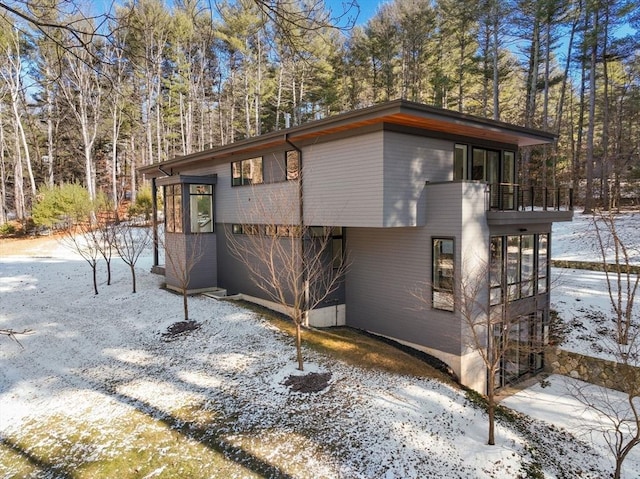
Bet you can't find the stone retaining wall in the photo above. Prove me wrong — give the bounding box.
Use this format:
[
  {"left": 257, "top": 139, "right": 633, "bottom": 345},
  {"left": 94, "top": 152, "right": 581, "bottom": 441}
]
[{"left": 545, "top": 347, "right": 640, "bottom": 392}]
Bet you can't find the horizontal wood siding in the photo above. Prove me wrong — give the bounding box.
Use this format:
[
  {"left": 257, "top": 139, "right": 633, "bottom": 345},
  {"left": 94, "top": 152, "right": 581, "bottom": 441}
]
[
  {"left": 303, "top": 132, "right": 384, "bottom": 226},
  {"left": 164, "top": 232, "right": 217, "bottom": 290},
  {"left": 345, "top": 227, "right": 462, "bottom": 355},
  {"left": 383, "top": 132, "right": 453, "bottom": 227},
  {"left": 211, "top": 162, "right": 299, "bottom": 225}
]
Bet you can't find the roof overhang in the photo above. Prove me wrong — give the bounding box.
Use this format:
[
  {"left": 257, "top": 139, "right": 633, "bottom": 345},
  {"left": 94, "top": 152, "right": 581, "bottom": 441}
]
[{"left": 140, "top": 100, "right": 557, "bottom": 178}]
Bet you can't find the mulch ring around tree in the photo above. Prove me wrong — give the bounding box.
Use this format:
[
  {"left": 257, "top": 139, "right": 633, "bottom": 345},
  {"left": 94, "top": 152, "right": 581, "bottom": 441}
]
[
  {"left": 161, "top": 320, "right": 201, "bottom": 341},
  {"left": 283, "top": 371, "right": 332, "bottom": 393}
]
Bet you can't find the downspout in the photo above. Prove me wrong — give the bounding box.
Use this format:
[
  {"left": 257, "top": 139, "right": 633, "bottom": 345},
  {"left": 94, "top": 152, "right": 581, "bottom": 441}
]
[
  {"left": 154, "top": 166, "right": 171, "bottom": 269},
  {"left": 151, "top": 177, "right": 159, "bottom": 267},
  {"left": 285, "top": 134, "right": 307, "bottom": 324}
]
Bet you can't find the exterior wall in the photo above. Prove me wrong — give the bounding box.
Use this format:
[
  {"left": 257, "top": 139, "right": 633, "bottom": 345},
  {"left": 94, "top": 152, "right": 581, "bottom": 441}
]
[
  {"left": 303, "top": 132, "right": 385, "bottom": 226},
  {"left": 302, "top": 130, "right": 456, "bottom": 228},
  {"left": 383, "top": 132, "right": 453, "bottom": 227},
  {"left": 345, "top": 226, "right": 463, "bottom": 357},
  {"left": 165, "top": 232, "right": 217, "bottom": 291}
]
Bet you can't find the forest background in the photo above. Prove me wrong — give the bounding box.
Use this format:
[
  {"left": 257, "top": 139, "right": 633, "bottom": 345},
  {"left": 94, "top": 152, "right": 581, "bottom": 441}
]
[{"left": 0, "top": 0, "right": 639, "bottom": 227}]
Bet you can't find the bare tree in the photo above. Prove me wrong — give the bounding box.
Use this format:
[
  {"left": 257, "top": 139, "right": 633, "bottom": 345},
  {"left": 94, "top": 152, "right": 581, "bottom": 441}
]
[
  {"left": 570, "top": 326, "right": 640, "bottom": 479},
  {"left": 160, "top": 230, "right": 205, "bottom": 322},
  {"left": 62, "top": 219, "right": 103, "bottom": 295},
  {"left": 225, "top": 185, "right": 347, "bottom": 371},
  {"left": 413, "top": 258, "right": 546, "bottom": 446},
  {"left": 592, "top": 210, "right": 639, "bottom": 345},
  {"left": 113, "top": 222, "right": 151, "bottom": 294}
]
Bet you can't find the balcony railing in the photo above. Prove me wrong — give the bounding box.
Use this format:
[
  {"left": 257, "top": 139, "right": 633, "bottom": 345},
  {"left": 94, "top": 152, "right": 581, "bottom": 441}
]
[{"left": 488, "top": 183, "right": 573, "bottom": 212}]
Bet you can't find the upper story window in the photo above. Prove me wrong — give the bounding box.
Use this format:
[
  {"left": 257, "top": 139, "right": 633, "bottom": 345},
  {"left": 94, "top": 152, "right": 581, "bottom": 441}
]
[
  {"left": 454, "top": 144, "right": 515, "bottom": 184},
  {"left": 165, "top": 184, "right": 183, "bottom": 233},
  {"left": 286, "top": 150, "right": 300, "bottom": 180},
  {"left": 189, "top": 184, "right": 214, "bottom": 233},
  {"left": 433, "top": 238, "right": 454, "bottom": 311},
  {"left": 232, "top": 157, "right": 263, "bottom": 186}
]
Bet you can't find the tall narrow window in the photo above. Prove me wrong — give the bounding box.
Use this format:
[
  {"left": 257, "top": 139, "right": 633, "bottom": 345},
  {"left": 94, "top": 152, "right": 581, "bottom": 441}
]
[
  {"left": 189, "top": 184, "right": 214, "bottom": 233},
  {"left": 521, "top": 234, "right": 535, "bottom": 297},
  {"left": 454, "top": 144, "right": 467, "bottom": 180},
  {"left": 165, "top": 184, "right": 182, "bottom": 233},
  {"left": 286, "top": 150, "right": 300, "bottom": 180},
  {"left": 537, "top": 234, "right": 548, "bottom": 294},
  {"left": 490, "top": 236, "right": 503, "bottom": 305},
  {"left": 472, "top": 149, "right": 485, "bottom": 180},
  {"left": 506, "top": 235, "right": 520, "bottom": 300},
  {"left": 433, "top": 238, "right": 454, "bottom": 311}
]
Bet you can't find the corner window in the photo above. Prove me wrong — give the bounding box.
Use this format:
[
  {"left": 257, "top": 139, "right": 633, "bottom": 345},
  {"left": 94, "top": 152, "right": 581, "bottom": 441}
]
[
  {"left": 189, "top": 184, "right": 213, "bottom": 233},
  {"left": 165, "top": 184, "right": 182, "bottom": 233},
  {"left": 433, "top": 238, "right": 454, "bottom": 311},
  {"left": 286, "top": 150, "right": 300, "bottom": 180},
  {"left": 232, "top": 157, "right": 263, "bottom": 186}
]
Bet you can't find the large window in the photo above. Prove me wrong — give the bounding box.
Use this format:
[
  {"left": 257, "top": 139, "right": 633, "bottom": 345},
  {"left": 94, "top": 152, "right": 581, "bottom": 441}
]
[
  {"left": 490, "top": 233, "right": 550, "bottom": 303},
  {"left": 189, "top": 184, "right": 213, "bottom": 233},
  {"left": 455, "top": 144, "right": 515, "bottom": 185},
  {"left": 433, "top": 238, "right": 454, "bottom": 311},
  {"left": 232, "top": 157, "right": 263, "bottom": 186},
  {"left": 165, "top": 184, "right": 182, "bottom": 233}
]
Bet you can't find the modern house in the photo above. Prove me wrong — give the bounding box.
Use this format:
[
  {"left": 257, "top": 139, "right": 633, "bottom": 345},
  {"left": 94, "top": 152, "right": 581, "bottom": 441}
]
[{"left": 139, "top": 100, "right": 573, "bottom": 393}]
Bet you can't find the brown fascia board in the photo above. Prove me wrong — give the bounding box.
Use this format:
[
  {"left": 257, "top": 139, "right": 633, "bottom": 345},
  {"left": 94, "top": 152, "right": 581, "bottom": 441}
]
[{"left": 139, "top": 100, "right": 557, "bottom": 178}]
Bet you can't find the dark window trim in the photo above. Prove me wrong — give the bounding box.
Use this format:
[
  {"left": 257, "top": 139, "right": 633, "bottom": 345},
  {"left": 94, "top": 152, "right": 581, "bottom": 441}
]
[{"left": 432, "top": 237, "right": 455, "bottom": 312}]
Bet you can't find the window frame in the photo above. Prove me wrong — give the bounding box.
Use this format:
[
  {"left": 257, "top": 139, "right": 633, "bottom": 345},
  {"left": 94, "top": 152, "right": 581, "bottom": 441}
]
[
  {"left": 231, "top": 157, "right": 264, "bottom": 186},
  {"left": 286, "top": 150, "right": 300, "bottom": 181},
  {"left": 432, "top": 237, "right": 455, "bottom": 312},
  {"left": 164, "top": 184, "right": 183, "bottom": 233},
  {"left": 189, "top": 184, "right": 214, "bottom": 233}
]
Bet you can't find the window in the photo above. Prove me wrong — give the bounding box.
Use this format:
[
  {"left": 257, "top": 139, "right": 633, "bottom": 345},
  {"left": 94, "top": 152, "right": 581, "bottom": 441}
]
[
  {"left": 232, "top": 157, "right": 263, "bottom": 186},
  {"left": 506, "top": 235, "right": 521, "bottom": 300},
  {"left": 537, "top": 234, "right": 548, "bottom": 294},
  {"left": 232, "top": 224, "right": 260, "bottom": 235},
  {"left": 165, "top": 184, "right": 182, "bottom": 233},
  {"left": 286, "top": 150, "right": 300, "bottom": 180},
  {"left": 520, "top": 234, "right": 535, "bottom": 297},
  {"left": 491, "top": 233, "right": 549, "bottom": 303},
  {"left": 490, "top": 236, "right": 503, "bottom": 305},
  {"left": 189, "top": 184, "right": 213, "bottom": 233},
  {"left": 432, "top": 238, "right": 454, "bottom": 311},
  {"left": 454, "top": 144, "right": 467, "bottom": 180}
]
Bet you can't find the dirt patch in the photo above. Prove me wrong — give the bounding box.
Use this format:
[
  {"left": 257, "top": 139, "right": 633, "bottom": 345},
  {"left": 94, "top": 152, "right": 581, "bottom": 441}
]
[
  {"left": 161, "top": 320, "right": 201, "bottom": 341},
  {"left": 283, "top": 371, "right": 332, "bottom": 393}
]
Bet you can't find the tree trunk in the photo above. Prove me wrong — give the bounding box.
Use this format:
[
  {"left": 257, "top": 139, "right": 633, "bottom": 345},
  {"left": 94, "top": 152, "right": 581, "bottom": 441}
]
[
  {"left": 183, "top": 290, "right": 189, "bottom": 321},
  {"left": 92, "top": 263, "right": 99, "bottom": 295},
  {"left": 296, "top": 320, "right": 304, "bottom": 371},
  {"left": 584, "top": 9, "right": 598, "bottom": 214}
]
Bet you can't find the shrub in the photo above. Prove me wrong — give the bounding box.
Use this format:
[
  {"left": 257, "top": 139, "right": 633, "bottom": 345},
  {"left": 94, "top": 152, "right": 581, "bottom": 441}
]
[
  {"left": 31, "top": 183, "right": 92, "bottom": 228},
  {"left": 128, "top": 186, "right": 153, "bottom": 221},
  {"left": 0, "top": 221, "right": 20, "bottom": 237}
]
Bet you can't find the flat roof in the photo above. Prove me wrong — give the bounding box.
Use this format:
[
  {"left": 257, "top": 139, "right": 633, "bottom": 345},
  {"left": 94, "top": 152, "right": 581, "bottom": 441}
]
[{"left": 140, "top": 99, "right": 557, "bottom": 178}]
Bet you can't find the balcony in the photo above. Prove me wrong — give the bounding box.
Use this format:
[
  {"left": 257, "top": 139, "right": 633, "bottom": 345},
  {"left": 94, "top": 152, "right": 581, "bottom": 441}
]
[{"left": 486, "top": 183, "right": 574, "bottom": 226}]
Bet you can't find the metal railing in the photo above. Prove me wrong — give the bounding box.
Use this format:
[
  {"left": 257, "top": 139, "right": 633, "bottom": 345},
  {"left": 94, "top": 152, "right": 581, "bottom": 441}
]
[{"left": 488, "top": 183, "right": 573, "bottom": 212}]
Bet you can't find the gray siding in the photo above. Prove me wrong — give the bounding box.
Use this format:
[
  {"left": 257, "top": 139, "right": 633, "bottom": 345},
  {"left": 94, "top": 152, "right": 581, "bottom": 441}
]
[
  {"left": 345, "top": 227, "right": 462, "bottom": 355},
  {"left": 303, "top": 132, "right": 384, "bottom": 226},
  {"left": 383, "top": 132, "right": 453, "bottom": 227},
  {"left": 165, "top": 232, "right": 217, "bottom": 290}
]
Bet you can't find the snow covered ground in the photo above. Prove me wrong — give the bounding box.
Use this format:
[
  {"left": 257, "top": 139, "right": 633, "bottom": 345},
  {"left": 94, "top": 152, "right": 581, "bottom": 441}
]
[{"left": 0, "top": 214, "right": 638, "bottom": 478}]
